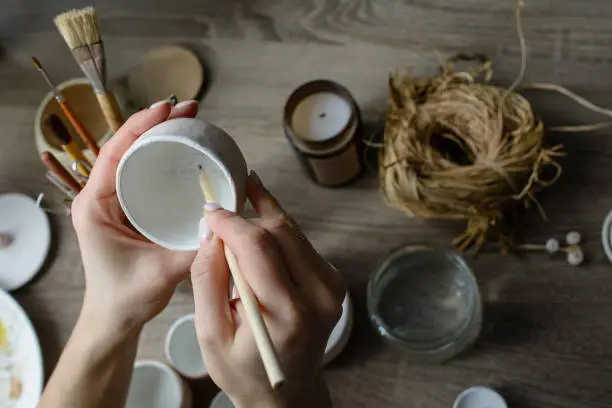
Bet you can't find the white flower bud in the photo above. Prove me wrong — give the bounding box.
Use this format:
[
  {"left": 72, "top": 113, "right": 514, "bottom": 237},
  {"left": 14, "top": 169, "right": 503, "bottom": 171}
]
[
  {"left": 567, "top": 248, "right": 584, "bottom": 266},
  {"left": 545, "top": 238, "right": 560, "bottom": 254},
  {"left": 566, "top": 231, "right": 581, "bottom": 246}
]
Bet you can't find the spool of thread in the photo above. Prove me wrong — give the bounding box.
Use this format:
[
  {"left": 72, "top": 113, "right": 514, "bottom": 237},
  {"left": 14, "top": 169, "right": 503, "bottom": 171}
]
[{"left": 283, "top": 80, "right": 364, "bottom": 187}]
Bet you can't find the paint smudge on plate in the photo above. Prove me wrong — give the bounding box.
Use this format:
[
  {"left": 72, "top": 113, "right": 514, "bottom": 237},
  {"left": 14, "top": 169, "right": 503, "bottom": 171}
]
[{"left": 0, "top": 317, "right": 22, "bottom": 405}]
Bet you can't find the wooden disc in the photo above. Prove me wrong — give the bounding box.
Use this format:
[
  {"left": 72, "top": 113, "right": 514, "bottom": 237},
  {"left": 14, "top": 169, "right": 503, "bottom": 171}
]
[{"left": 123, "top": 45, "right": 204, "bottom": 108}]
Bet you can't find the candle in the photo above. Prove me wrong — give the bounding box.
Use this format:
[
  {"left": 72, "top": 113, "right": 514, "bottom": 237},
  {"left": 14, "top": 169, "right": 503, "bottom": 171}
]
[
  {"left": 291, "top": 92, "right": 352, "bottom": 142},
  {"left": 283, "top": 80, "right": 364, "bottom": 187}
]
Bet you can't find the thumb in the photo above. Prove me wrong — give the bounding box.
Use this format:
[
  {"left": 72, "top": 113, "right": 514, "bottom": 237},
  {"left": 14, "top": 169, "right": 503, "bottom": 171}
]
[{"left": 191, "top": 219, "right": 233, "bottom": 342}]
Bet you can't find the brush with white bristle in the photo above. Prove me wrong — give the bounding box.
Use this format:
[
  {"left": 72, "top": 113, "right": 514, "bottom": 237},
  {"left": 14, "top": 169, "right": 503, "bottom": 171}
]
[
  {"left": 197, "top": 165, "right": 286, "bottom": 390},
  {"left": 54, "top": 7, "right": 124, "bottom": 132}
]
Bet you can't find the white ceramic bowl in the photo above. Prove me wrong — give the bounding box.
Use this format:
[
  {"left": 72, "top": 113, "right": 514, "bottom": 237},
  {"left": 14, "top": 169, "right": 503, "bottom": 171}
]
[
  {"left": 165, "top": 314, "right": 208, "bottom": 379},
  {"left": 116, "top": 118, "right": 248, "bottom": 251},
  {"left": 125, "top": 360, "right": 192, "bottom": 408},
  {"left": 210, "top": 391, "right": 234, "bottom": 408},
  {"left": 453, "top": 386, "right": 507, "bottom": 408},
  {"left": 324, "top": 291, "right": 353, "bottom": 365},
  {"left": 0, "top": 193, "right": 50, "bottom": 291}
]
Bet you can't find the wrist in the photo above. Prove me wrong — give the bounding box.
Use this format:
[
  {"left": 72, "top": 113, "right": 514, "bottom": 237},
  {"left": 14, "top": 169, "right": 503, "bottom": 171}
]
[
  {"left": 233, "top": 373, "right": 332, "bottom": 408},
  {"left": 77, "top": 301, "right": 143, "bottom": 351}
]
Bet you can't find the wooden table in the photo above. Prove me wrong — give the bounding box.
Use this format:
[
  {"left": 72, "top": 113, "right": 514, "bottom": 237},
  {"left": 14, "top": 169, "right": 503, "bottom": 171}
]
[{"left": 3, "top": 0, "right": 612, "bottom": 406}]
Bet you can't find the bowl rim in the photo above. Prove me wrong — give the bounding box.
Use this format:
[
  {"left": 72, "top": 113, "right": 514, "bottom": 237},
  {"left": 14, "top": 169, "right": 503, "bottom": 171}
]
[
  {"left": 132, "top": 359, "right": 186, "bottom": 407},
  {"left": 116, "top": 133, "right": 238, "bottom": 251},
  {"left": 164, "top": 313, "right": 209, "bottom": 380}
]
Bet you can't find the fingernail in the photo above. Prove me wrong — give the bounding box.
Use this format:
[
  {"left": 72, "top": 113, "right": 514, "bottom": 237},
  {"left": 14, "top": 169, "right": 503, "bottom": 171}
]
[
  {"left": 198, "top": 217, "right": 212, "bottom": 241},
  {"left": 204, "top": 202, "right": 221, "bottom": 213},
  {"left": 249, "top": 170, "right": 263, "bottom": 187},
  {"left": 175, "top": 99, "right": 198, "bottom": 109},
  {"left": 231, "top": 285, "right": 239, "bottom": 300},
  {"left": 149, "top": 100, "right": 170, "bottom": 109}
]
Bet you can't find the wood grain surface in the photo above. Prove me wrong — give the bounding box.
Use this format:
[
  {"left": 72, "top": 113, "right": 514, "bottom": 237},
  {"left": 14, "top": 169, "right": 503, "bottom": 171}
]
[{"left": 3, "top": 0, "right": 612, "bottom": 406}]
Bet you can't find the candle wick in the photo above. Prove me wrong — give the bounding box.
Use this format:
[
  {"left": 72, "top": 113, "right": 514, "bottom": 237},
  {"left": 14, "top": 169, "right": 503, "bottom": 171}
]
[{"left": 318, "top": 112, "right": 327, "bottom": 118}]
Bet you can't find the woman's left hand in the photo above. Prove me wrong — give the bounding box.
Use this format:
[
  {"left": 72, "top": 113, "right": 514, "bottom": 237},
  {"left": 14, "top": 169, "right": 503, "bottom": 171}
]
[{"left": 71, "top": 100, "right": 199, "bottom": 338}]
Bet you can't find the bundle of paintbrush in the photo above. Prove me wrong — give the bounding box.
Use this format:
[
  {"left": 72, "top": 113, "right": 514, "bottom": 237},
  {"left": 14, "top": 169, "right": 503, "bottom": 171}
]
[{"left": 54, "top": 7, "right": 124, "bottom": 132}]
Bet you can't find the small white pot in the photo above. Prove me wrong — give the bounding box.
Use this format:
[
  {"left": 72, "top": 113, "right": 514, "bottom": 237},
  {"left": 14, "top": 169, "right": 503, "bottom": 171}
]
[
  {"left": 324, "top": 291, "right": 354, "bottom": 365},
  {"left": 126, "top": 360, "right": 192, "bottom": 408},
  {"left": 210, "top": 391, "right": 234, "bottom": 408},
  {"left": 116, "top": 118, "right": 248, "bottom": 251},
  {"left": 165, "top": 313, "right": 208, "bottom": 379}
]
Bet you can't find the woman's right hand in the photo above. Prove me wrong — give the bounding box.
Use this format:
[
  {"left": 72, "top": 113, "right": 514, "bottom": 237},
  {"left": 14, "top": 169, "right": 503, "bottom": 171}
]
[{"left": 190, "top": 171, "right": 346, "bottom": 408}]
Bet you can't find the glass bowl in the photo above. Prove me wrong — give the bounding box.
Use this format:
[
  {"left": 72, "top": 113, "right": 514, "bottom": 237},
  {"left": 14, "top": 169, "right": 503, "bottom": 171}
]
[{"left": 367, "top": 246, "right": 482, "bottom": 362}]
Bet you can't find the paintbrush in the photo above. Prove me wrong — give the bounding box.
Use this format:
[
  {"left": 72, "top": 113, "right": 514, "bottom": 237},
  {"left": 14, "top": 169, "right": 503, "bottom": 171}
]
[
  {"left": 40, "top": 151, "right": 82, "bottom": 193},
  {"left": 197, "top": 165, "right": 286, "bottom": 390},
  {"left": 32, "top": 56, "right": 100, "bottom": 156},
  {"left": 54, "top": 7, "right": 124, "bottom": 132},
  {"left": 45, "top": 114, "right": 92, "bottom": 177}
]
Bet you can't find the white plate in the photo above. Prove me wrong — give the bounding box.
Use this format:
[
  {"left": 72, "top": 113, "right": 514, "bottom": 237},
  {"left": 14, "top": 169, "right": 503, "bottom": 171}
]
[
  {"left": 0, "top": 289, "right": 43, "bottom": 408},
  {"left": 0, "top": 194, "right": 51, "bottom": 291}
]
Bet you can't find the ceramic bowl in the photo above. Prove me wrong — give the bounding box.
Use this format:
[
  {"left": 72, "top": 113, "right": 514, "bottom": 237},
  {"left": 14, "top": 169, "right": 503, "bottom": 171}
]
[
  {"left": 125, "top": 360, "right": 192, "bottom": 408},
  {"left": 165, "top": 314, "right": 208, "bottom": 379},
  {"left": 324, "top": 291, "right": 353, "bottom": 365},
  {"left": 209, "top": 391, "right": 234, "bottom": 408},
  {"left": 116, "top": 118, "right": 248, "bottom": 251}
]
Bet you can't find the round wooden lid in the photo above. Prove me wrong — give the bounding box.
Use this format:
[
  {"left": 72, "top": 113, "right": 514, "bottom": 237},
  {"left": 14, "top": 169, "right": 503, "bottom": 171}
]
[{"left": 122, "top": 45, "right": 204, "bottom": 108}]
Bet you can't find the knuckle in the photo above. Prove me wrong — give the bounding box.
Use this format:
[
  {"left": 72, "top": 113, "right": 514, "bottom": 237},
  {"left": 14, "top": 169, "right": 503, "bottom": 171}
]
[
  {"left": 245, "top": 228, "right": 274, "bottom": 251},
  {"left": 260, "top": 214, "right": 290, "bottom": 234},
  {"left": 196, "top": 328, "right": 218, "bottom": 349}
]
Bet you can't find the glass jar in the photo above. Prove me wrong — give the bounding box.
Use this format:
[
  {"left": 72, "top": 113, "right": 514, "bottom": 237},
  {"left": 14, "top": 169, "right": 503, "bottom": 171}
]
[{"left": 367, "top": 246, "right": 482, "bottom": 362}]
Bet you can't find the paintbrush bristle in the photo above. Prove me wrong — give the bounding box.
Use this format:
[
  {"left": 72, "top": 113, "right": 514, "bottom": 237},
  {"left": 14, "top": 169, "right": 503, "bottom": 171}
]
[
  {"left": 198, "top": 166, "right": 217, "bottom": 204},
  {"left": 54, "top": 6, "right": 101, "bottom": 49},
  {"left": 31, "top": 56, "right": 43, "bottom": 71},
  {"left": 45, "top": 114, "right": 72, "bottom": 145}
]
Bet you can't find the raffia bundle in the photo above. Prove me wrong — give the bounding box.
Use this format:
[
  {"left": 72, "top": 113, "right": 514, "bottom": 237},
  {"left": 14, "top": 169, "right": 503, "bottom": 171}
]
[
  {"left": 380, "top": 55, "right": 564, "bottom": 252},
  {"left": 378, "top": 1, "right": 612, "bottom": 253}
]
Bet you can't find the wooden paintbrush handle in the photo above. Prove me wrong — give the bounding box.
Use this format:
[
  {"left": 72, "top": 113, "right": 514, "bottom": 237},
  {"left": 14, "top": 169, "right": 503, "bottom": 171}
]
[
  {"left": 59, "top": 101, "right": 100, "bottom": 156},
  {"left": 224, "top": 247, "right": 287, "bottom": 390},
  {"left": 40, "top": 151, "right": 82, "bottom": 193},
  {"left": 96, "top": 91, "right": 124, "bottom": 132},
  {"left": 63, "top": 141, "right": 91, "bottom": 177}
]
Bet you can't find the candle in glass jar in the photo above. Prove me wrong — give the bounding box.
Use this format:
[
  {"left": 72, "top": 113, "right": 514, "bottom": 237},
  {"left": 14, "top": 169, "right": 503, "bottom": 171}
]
[
  {"left": 283, "top": 80, "right": 364, "bottom": 187},
  {"left": 290, "top": 92, "right": 352, "bottom": 142}
]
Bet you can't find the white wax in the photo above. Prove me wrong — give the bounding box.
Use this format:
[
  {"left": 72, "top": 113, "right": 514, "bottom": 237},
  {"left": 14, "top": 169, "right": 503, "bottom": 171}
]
[{"left": 291, "top": 92, "right": 352, "bottom": 142}]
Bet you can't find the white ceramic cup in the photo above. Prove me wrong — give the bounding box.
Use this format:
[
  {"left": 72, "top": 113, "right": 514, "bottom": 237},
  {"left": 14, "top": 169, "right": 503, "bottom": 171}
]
[
  {"left": 324, "top": 291, "right": 353, "bottom": 365},
  {"left": 125, "top": 360, "right": 192, "bottom": 408},
  {"left": 116, "top": 118, "right": 248, "bottom": 251},
  {"left": 165, "top": 314, "right": 208, "bottom": 379},
  {"left": 210, "top": 391, "right": 234, "bottom": 408}
]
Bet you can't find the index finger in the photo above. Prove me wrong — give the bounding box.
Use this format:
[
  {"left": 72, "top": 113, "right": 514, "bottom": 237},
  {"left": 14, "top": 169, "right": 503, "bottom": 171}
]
[{"left": 205, "top": 206, "right": 297, "bottom": 310}]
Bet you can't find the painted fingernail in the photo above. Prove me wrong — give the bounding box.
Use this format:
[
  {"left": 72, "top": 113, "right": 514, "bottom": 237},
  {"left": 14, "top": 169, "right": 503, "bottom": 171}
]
[
  {"left": 204, "top": 202, "right": 221, "bottom": 213},
  {"left": 231, "top": 285, "right": 239, "bottom": 300},
  {"left": 149, "top": 100, "right": 170, "bottom": 109},
  {"left": 198, "top": 217, "right": 212, "bottom": 241},
  {"left": 174, "top": 99, "right": 198, "bottom": 109},
  {"left": 249, "top": 170, "right": 263, "bottom": 186}
]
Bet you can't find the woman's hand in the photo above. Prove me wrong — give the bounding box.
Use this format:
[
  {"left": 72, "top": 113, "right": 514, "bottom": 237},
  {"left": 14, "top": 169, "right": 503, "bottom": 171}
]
[
  {"left": 71, "top": 100, "right": 199, "bottom": 339},
  {"left": 191, "top": 172, "right": 346, "bottom": 408}
]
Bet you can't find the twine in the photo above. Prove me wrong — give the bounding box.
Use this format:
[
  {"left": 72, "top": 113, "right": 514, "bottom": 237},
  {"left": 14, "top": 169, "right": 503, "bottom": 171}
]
[{"left": 377, "top": 1, "right": 610, "bottom": 253}]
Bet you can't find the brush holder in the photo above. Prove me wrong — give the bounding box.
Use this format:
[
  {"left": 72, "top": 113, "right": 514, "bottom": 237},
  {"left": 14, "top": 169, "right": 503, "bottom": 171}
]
[
  {"left": 116, "top": 118, "right": 248, "bottom": 251},
  {"left": 34, "top": 78, "right": 116, "bottom": 168}
]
